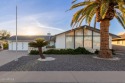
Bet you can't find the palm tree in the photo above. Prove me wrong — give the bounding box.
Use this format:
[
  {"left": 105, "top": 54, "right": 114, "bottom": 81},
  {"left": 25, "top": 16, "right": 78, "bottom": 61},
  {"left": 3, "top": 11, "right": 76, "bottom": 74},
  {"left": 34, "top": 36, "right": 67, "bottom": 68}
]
[
  {"left": 29, "top": 38, "right": 48, "bottom": 59},
  {"left": 70, "top": 0, "right": 125, "bottom": 58}
]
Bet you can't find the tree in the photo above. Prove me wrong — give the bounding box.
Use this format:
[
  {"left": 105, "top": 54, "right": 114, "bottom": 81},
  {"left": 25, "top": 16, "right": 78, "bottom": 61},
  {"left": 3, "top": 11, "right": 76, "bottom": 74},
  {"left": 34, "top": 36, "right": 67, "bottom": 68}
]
[
  {"left": 70, "top": 0, "right": 125, "bottom": 58},
  {"left": 29, "top": 38, "right": 48, "bottom": 59},
  {"left": 0, "top": 30, "right": 10, "bottom": 40}
]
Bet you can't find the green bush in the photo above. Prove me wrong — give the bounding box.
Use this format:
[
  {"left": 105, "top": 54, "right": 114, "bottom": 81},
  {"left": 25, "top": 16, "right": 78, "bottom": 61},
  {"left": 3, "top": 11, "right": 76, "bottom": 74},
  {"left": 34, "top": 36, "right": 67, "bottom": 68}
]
[
  {"left": 94, "top": 49, "right": 116, "bottom": 55},
  {"left": 74, "top": 47, "right": 92, "bottom": 54},
  {"left": 3, "top": 43, "right": 8, "bottom": 49},
  {"left": 29, "top": 50, "right": 39, "bottom": 55},
  {"left": 43, "top": 47, "right": 92, "bottom": 55},
  {"left": 0, "top": 46, "right": 2, "bottom": 49},
  {"left": 43, "top": 49, "right": 60, "bottom": 54},
  {"left": 46, "top": 45, "right": 55, "bottom": 48},
  {"left": 94, "top": 49, "right": 99, "bottom": 54}
]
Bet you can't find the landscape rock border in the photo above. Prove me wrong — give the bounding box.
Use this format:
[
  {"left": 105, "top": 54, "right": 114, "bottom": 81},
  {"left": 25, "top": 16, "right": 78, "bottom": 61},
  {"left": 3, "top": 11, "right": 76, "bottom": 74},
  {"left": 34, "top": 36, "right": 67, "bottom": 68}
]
[
  {"left": 93, "top": 56, "right": 120, "bottom": 61},
  {"left": 37, "top": 57, "right": 56, "bottom": 61}
]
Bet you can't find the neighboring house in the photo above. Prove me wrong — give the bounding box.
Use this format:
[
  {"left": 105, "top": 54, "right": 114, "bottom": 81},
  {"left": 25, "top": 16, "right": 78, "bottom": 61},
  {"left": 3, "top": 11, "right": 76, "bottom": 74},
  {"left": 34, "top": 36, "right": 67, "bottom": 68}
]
[
  {"left": 112, "top": 38, "right": 125, "bottom": 45},
  {"left": 55, "top": 25, "right": 119, "bottom": 52},
  {"left": 112, "top": 34, "right": 125, "bottom": 51},
  {"left": 8, "top": 33, "right": 55, "bottom": 51},
  {"left": 0, "top": 41, "right": 3, "bottom": 50}
]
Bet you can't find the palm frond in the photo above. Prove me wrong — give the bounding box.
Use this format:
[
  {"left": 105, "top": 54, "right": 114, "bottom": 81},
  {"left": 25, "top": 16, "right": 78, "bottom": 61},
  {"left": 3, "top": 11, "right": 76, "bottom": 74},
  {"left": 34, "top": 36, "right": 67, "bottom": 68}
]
[
  {"left": 29, "top": 38, "right": 48, "bottom": 48},
  {"left": 70, "top": 1, "right": 94, "bottom": 10},
  {"left": 71, "top": 8, "right": 85, "bottom": 26},
  {"left": 100, "top": 0, "right": 110, "bottom": 19},
  {"left": 115, "top": 11, "right": 125, "bottom": 29},
  {"left": 86, "top": 3, "right": 98, "bottom": 24},
  {"left": 72, "top": 0, "right": 77, "bottom": 4},
  {"left": 71, "top": 2, "right": 98, "bottom": 27}
]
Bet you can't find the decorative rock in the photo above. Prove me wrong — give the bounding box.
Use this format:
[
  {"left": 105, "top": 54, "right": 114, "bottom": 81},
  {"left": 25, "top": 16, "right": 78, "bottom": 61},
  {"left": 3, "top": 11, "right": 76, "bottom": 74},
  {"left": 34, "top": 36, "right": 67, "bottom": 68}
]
[
  {"left": 93, "top": 56, "right": 120, "bottom": 61},
  {"left": 37, "top": 57, "right": 56, "bottom": 61}
]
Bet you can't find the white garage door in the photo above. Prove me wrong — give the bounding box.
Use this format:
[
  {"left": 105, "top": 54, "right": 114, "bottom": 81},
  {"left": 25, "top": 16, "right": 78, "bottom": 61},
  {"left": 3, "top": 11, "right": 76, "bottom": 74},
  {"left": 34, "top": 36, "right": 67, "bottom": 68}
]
[
  {"left": 22, "top": 42, "right": 28, "bottom": 51},
  {"left": 17, "top": 42, "right": 23, "bottom": 50},
  {"left": 9, "top": 42, "right": 28, "bottom": 51},
  {"left": 13, "top": 42, "right": 16, "bottom": 50}
]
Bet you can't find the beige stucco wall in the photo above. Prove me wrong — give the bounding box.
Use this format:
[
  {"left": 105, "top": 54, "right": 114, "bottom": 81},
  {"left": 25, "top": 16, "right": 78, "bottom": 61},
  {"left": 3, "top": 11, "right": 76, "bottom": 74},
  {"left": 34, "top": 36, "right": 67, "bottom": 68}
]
[
  {"left": 112, "top": 40, "right": 125, "bottom": 51},
  {"left": 112, "top": 40, "right": 125, "bottom": 46}
]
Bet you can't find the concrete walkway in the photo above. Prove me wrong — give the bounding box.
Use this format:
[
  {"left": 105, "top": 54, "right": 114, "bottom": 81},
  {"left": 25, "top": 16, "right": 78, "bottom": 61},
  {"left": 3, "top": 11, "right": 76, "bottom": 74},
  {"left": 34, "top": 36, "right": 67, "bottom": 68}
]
[
  {"left": 0, "top": 50, "right": 27, "bottom": 66},
  {"left": 0, "top": 71, "right": 125, "bottom": 83}
]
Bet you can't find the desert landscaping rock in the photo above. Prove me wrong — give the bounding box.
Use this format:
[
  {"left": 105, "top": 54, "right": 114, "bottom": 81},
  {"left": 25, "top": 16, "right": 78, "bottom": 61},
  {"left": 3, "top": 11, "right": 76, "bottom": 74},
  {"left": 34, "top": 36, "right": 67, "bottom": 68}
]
[
  {"left": 0, "top": 55, "right": 125, "bottom": 71},
  {"left": 37, "top": 57, "right": 56, "bottom": 61}
]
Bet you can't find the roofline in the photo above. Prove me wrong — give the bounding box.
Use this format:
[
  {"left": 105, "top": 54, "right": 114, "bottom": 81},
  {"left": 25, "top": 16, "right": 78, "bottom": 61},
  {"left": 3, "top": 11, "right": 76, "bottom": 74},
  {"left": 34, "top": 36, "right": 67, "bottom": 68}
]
[
  {"left": 8, "top": 39, "right": 54, "bottom": 41},
  {"left": 55, "top": 25, "right": 120, "bottom": 38},
  {"left": 7, "top": 35, "right": 54, "bottom": 40},
  {"left": 112, "top": 38, "right": 125, "bottom": 41}
]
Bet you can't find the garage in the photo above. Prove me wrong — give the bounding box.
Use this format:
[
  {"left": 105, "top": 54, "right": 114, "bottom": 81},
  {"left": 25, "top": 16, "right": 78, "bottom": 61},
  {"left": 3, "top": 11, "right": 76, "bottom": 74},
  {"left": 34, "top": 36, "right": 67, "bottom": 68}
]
[
  {"left": 8, "top": 42, "right": 28, "bottom": 51},
  {"left": 8, "top": 35, "right": 55, "bottom": 51}
]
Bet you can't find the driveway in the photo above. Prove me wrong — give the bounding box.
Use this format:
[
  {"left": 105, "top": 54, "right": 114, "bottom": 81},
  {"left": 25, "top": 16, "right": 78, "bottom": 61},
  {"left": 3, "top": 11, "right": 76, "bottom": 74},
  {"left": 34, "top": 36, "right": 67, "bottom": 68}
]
[{"left": 0, "top": 50, "right": 27, "bottom": 66}]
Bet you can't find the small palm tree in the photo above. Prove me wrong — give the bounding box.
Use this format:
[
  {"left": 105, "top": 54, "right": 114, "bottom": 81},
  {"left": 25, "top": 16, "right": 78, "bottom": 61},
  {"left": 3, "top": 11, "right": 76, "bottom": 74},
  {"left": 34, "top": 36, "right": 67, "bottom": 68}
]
[
  {"left": 29, "top": 38, "right": 48, "bottom": 59},
  {"left": 70, "top": 0, "right": 125, "bottom": 58}
]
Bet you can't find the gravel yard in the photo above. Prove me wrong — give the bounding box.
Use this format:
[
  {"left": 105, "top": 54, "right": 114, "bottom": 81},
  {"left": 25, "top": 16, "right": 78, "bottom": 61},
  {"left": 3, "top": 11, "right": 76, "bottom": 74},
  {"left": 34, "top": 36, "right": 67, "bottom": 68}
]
[{"left": 0, "top": 55, "right": 125, "bottom": 71}]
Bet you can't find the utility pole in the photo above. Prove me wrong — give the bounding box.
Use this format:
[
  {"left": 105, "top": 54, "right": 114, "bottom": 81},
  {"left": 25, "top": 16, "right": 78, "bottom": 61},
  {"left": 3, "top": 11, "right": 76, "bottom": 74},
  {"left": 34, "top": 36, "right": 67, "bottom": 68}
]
[
  {"left": 15, "top": 5, "right": 18, "bottom": 61},
  {"left": 16, "top": 5, "right": 18, "bottom": 52}
]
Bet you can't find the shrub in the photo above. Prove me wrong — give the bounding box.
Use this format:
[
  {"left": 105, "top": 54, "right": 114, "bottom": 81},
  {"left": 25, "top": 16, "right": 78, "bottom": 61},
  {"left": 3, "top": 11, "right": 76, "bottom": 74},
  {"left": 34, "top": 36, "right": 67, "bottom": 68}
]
[
  {"left": 94, "top": 49, "right": 99, "bottom": 54},
  {"left": 29, "top": 50, "right": 39, "bottom": 55},
  {"left": 46, "top": 45, "right": 55, "bottom": 48},
  {"left": 110, "top": 49, "right": 116, "bottom": 55},
  {"left": 74, "top": 47, "right": 92, "bottom": 54},
  {"left": 3, "top": 43, "right": 8, "bottom": 49},
  {"left": 43, "top": 49, "right": 60, "bottom": 54},
  {"left": 43, "top": 47, "right": 92, "bottom": 55},
  {"left": 94, "top": 49, "right": 116, "bottom": 55}
]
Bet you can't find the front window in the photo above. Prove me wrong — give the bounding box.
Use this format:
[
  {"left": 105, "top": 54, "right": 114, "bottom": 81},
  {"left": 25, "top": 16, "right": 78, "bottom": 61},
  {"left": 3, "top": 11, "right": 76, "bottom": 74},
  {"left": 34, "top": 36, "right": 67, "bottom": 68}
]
[
  {"left": 84, "top": 36, "right": 92, "bottom": 48},
  {"left": 75, "top": 29, "right": 83, "bottom": 48},
  {"left": 66, "top": 36, "right": 74, "bottom": 49},
  {"left": 93, "top": 36, "right": 100, "bottom": 50}
]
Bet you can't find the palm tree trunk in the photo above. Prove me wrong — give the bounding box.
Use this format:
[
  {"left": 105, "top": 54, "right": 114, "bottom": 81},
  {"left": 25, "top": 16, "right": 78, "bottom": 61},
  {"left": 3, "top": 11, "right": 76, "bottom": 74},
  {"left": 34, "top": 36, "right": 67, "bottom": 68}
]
[
  {"left": 38, "top": 47, "right": 45, "bottom": 59},
  {"left": 99, "top": 19, "right": 112, "bottom": 58}
]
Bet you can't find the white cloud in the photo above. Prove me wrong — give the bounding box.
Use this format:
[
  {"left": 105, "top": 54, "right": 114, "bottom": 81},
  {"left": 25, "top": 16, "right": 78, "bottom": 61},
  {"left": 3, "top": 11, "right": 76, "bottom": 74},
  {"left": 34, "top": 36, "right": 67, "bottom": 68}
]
[
  {"left": 118, "top": 32, "right": 125, "bottom": 35},
  {"left": 0, "top": 12, "right": 64, "bottom": 36}
]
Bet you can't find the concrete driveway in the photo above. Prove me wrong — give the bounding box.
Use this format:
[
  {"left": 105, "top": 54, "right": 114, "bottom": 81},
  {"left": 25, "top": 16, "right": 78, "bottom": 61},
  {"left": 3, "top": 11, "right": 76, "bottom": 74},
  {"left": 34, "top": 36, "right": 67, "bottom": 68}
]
[{"left": 0, "top": 50, "right": 27, "bottom": 66}]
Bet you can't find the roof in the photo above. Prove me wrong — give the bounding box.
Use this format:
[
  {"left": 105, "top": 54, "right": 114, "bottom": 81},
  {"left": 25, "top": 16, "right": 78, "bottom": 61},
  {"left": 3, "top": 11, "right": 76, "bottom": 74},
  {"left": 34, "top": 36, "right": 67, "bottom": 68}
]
[
  {"left": 55, "top": 25, "right": 120, "bottom": 39},
  {"left": 112, "top": 38, "right": 125, "bottom": 41},
  {"left": 112, "top": 34, "right": 125, "bottom": 41},
  {"left": 119, "top": 34, "right": 125, "bottom": 38},
  {"left": 8, "top": 35, "right": 55, "bottom": 41}
]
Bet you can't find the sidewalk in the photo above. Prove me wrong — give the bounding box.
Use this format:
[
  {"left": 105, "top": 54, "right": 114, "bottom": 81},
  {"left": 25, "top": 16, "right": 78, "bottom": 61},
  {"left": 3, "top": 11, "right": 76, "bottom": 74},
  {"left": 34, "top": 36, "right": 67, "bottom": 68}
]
[{"left": 0, "top": 71, "right": 125, "bottom": 83}]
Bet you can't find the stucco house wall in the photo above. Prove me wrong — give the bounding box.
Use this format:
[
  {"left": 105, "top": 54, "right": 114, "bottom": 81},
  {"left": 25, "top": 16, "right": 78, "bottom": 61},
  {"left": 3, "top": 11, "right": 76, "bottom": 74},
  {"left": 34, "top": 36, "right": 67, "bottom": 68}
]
[{"left": 112, "top": 38, "right": 125, "bottom": 51}]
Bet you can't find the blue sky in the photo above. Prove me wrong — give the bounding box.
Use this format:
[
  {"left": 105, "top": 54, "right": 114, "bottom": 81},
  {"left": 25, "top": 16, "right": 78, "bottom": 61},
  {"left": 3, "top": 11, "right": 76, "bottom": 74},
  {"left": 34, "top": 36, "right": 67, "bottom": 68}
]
[{"left": 0, "top": 0, "right": 124, "bottom": 36}]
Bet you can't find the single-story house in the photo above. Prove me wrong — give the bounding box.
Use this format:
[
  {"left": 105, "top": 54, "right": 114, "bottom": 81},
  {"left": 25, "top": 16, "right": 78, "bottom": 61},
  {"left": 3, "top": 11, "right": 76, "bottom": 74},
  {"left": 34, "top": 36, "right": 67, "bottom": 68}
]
[
  {"left": 8, "top": 25, "right": 119, "bottom": 52},
  {"left": 112, "top": 38, "right": 125, "bottom": 45},
  {"left": 55, "top": 25, "right": 119, "bottom": 52},
  {"left": 8, "top": 33, "right": 55, "bottom": 51}
]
